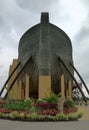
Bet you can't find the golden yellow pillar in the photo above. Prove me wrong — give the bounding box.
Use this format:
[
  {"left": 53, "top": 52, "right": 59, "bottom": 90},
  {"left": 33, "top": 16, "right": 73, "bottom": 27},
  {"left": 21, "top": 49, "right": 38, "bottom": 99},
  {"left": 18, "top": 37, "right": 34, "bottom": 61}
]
[
  {"left": 61, "top": 74, "right": 65, "bottom": 99},
  {"left": 22, "top": 87, "right": 25, "bottom": 100},
  {"left": 66, "top": 87, "right": 69, "bottom": 99},
  {"left": 68, "top": 80, "right": 72, "bottom": 99},
  {"left": 39, "top": 76, "right": 51, "bottom": 99},
  {"left": 25, "top": 74, "right": 30, "bottom": 99},
  {"left": 18, "top": 80, "right": 22, "bottom": 100}
]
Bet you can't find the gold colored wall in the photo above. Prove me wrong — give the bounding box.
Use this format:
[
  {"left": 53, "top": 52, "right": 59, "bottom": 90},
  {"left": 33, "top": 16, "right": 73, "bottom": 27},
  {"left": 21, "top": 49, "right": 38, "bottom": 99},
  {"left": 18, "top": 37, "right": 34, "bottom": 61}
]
[
  {"left": 39, "top": 76, "right": 51, "bottom": 99},
  {"left": 7, "top": 59, "right": 21, "bottom": 99},
  {"left": 7, "top": 60, "right": 72, "bottom": 100}
]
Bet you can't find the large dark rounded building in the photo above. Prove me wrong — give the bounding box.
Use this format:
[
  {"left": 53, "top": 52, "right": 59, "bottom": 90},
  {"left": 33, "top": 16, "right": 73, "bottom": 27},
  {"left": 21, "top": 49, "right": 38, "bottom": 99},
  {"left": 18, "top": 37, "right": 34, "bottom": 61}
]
[{"left": 18, "top": 13, "right": 73, "bottom": 97}]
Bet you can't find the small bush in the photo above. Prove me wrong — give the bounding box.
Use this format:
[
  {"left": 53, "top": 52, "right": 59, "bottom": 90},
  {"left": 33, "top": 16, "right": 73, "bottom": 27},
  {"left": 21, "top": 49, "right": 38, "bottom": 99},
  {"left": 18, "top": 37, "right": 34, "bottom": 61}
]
[
  {"left": 64, "top": 99, "right": 75, "bottom": 108},
  {"left": 30, "top": 112, "right": 38, "bottom": 120},
  {"left": 0, "top": 112, "right": 2, "bottom": 118},
  {"left": 67, "top": 113, "right": 78, "bottom": 120},
  {"left": 47, "top": 115, "right": 57, "bottom": 121},
  {"left": 56, "top": 113, "right": 68, "bottom": 121},
  {"left": 30, "top": 107, "right": 37, "bottom": 113},
  {"left": 19, "top": 113, "right": 25, "bottom": 119},
  {"left": 24, "top": 98, "right": 32, "bottom": 105},
  {"left": 36, "top": 99, "right": 46, "bottom": 103},
  {"left": 37, "top": 115, "right": 46, "bottom": 120},
  {"left": 3, "top": 99, "right": 32, "bottom": 110},
  {"left": 44, "top": 93, "right": 58, "bottom": 103},
  {"left": 9, "top": 111, "right": 19, "bottom": 119},
  {"left": 26, "top": 113, "right": 31, "bottom": 119},
  {"left": 2, "top": 113, "right": 9, "bottom": 118}
]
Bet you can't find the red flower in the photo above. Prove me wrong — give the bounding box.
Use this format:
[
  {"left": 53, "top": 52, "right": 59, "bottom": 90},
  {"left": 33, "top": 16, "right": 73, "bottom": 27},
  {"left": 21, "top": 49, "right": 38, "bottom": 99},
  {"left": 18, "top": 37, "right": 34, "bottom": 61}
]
[{"left": 37, "top": 108, "right": 58, "bottom": 116}]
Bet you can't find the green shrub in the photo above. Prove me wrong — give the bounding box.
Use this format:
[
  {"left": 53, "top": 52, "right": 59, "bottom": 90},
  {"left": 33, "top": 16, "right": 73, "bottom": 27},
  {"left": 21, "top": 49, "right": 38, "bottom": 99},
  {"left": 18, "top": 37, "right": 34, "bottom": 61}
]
[
  {"left": 2, "top": 113, "right": 9, "bottom": 118},
  {"left": 24, "top": 98, "right": 32, "bottom": 105},
  {"left": 64, "top": 99, "right": 75, "bottom": 108},
  {"left": 56, "top": 113, "right": 68, "bottom": 121},
  {"left": 9, "top": 111, "right": 19, "bottom": 119},
  {"left": 36, "top": 99, "right": 46, "bottom": 103},
  {"left": 44, "top": 93, "right": 58, "bottom": 103},
  {"left": 65, "top": 108, "right": 83, "bottom": 120},
  {"left": 3, "top": 99, "right": 32, "bottom": 110},
  {"left": 30, "top": 112, "right": 38, "bottom": 120},
  {"left": 30, "top": 106, "right": 37, "bottom": 113},
  {"left": 67, "top": 113, "right": 78, "bottom": 120},
  {"left": 19, "top": 113, "right": 25, "bottom": 119},
  {"left": 0, "top": 112, "right": 2, "bottom": 118},
  {"left": 26, "top": 113, "right": 31, "bottom": 119},
  {"left": 37, "top": 115, "right": 45, "bottom": 120},
  {"left": 47, "top": 115, "right": 57, "bottom": 121}
]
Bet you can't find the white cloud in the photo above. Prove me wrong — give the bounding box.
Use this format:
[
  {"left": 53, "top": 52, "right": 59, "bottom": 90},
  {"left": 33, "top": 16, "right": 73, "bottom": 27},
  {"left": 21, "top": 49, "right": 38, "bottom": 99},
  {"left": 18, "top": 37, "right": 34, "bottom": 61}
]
[{"left": 16, "top": 0, "right": 58, "bottom": 13}]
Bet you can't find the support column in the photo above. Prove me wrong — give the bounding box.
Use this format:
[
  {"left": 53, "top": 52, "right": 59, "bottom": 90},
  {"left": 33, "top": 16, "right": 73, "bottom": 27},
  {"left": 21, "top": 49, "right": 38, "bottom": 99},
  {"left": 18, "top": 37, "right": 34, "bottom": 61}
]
[
  {"left": 39, "top": 76, "right": 51, "bottom": 99},
  {"left": 68, "top": 80, "right": 72, "bottom": 99},
  {"left": 61, "top": 74, "right": 65, "bottom": 99},
  {"left": 66, "top": 87, "right": 69, "bottom": 99},
  {"left": 25, "top": 74, "right": 30, "bottom": 99},
  {"left": 22, "top": 85, "right": 25, "bottom": 100},
  {"left": 18, "top": 80, "right": 22, "bottom": 99}
]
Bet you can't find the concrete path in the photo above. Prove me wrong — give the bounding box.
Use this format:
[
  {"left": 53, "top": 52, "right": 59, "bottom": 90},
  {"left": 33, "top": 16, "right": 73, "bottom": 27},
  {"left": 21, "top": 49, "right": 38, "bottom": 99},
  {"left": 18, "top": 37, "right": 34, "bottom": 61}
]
[{"left": 0, "top": 119, "right": 89, "bottom": 130}]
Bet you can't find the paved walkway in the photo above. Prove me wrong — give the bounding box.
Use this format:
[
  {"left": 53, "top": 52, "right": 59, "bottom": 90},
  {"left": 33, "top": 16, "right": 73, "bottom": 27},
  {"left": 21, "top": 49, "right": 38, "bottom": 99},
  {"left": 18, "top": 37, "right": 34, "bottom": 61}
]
[{"left": 0, "top": 119, "right": 89, "bottom": 130}]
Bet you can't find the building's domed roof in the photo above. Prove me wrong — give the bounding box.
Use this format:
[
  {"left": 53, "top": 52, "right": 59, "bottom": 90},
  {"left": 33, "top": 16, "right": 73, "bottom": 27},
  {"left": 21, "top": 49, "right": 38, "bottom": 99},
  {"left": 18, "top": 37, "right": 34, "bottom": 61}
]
[
  {"left": 18, "top": 13, "right": 73, "bottom": 95},
  {"left": 18, "top": 13, "right": 72, "bottom": 67}
]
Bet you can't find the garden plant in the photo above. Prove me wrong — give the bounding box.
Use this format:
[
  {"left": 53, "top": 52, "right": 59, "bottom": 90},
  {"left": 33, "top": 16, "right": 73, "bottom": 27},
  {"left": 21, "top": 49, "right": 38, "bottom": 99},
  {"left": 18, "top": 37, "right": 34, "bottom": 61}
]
[{"left": 0, "top": 94, "right": 83, "bottom": 121}]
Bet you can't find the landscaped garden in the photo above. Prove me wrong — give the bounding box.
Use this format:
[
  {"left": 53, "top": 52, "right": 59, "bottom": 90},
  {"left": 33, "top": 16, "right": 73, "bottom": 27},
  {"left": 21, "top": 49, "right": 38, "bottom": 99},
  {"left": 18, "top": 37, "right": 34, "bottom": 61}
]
[{"left": 0, "top": 93, "right": 83, "bottom": 121}]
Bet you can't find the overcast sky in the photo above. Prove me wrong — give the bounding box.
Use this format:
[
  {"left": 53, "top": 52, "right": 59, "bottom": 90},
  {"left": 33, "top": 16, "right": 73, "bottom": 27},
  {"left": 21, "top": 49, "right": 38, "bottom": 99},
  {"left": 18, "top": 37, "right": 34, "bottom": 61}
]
[{"left": 0, "top": 0, "right": 89, "bottom": 97}]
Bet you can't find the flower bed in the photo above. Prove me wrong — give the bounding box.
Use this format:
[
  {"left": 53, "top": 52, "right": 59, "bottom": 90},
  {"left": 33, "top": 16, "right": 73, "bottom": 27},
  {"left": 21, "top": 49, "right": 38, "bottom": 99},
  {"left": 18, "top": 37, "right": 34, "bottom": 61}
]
[
  {"left": 0, "top": 110, "right": 82, "bottom": 121},
  {"left": 0, "top": 97, "right": 83, "bottom": 121}
]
